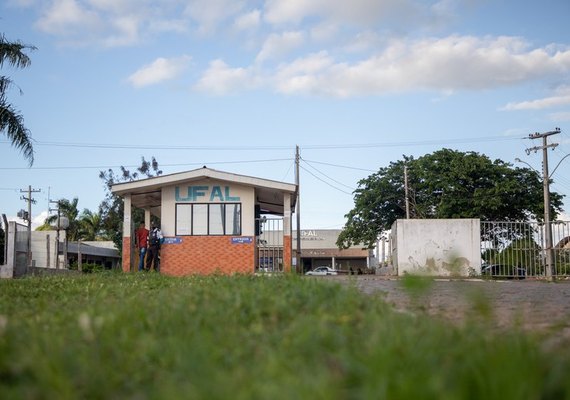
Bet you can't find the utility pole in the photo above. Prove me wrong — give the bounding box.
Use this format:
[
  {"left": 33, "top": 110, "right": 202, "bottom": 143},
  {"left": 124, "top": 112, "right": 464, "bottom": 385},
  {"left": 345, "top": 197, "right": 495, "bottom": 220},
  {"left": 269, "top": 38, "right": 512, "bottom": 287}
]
[
  {"left": 20, "top": 185, "right": 41, "bottom": 271},
  {"left": 525, "top": 127, "right": 560, "bottom": 279},
  {"left": 295, "top": 145, "right": 301, "bottom": 273},
  {"left": 49, "top": 199, "right": 61, "bottom": 269},
  {"left": 404, "top": 165, "right": 410, "bottom": 219}
]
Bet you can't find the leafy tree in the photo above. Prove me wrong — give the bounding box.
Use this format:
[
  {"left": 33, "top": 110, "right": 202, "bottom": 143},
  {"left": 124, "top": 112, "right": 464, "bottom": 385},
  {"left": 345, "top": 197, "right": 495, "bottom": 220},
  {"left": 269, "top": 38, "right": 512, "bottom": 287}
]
[
  {"left": 337, "top": 149, "right": 564, "bottom": 249},
  {"left": 99, "top": 157, "right": 162, "bottom": 253},
  {"left": 0, "top": 34, "right": 36, "bottom": 165}
]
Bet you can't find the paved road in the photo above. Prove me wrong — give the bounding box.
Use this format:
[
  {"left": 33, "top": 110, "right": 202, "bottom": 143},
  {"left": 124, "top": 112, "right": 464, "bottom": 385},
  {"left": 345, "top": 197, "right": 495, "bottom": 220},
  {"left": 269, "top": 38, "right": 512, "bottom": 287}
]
[{"left": 331, "top": 275, "right": 570, "bottom": 340}]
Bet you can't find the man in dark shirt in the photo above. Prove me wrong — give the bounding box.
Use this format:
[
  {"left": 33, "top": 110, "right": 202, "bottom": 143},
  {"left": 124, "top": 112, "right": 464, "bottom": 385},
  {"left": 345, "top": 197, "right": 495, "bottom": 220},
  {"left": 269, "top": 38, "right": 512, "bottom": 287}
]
[{"left": 146, "top": 224, "right": 164, "bottom": 272}]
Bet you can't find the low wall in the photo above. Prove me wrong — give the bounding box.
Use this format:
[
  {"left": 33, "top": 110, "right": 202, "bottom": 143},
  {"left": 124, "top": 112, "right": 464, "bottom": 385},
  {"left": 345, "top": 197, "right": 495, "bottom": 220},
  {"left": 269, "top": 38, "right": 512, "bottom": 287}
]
[{"left": 392, "top": 219, "right": 481, "bottom": 277}]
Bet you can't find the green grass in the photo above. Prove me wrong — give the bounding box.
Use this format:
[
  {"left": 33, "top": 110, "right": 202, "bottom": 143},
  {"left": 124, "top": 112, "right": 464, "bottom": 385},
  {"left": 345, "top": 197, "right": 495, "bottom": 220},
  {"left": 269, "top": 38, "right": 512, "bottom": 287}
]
[{"left": 0, "top": 272, "right": 568, "bottom": 399}]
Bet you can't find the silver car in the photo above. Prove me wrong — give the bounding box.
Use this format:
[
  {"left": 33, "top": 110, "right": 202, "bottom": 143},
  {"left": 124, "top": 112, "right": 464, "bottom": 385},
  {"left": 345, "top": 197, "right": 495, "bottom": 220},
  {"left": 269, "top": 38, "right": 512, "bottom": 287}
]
[{"left": 305, "top": 267, "right": 338, "bottom": 276}]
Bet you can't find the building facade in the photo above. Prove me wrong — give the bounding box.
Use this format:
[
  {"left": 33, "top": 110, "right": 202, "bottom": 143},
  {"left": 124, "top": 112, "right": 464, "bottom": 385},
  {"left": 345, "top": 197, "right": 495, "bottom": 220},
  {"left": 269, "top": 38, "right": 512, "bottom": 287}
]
[{"left": 111, "top": 167, "right": 297, "bottom": 276}]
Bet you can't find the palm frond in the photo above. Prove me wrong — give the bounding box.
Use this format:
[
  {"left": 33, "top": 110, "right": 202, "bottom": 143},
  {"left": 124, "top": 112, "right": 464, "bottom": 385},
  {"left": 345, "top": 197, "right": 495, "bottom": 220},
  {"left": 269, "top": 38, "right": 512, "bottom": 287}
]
[
  {"left": 0, "top": 34, "right": 36, "bottom": 69},
  {"left": 0, "top": 99, "right": 34, "bottom": 165}
]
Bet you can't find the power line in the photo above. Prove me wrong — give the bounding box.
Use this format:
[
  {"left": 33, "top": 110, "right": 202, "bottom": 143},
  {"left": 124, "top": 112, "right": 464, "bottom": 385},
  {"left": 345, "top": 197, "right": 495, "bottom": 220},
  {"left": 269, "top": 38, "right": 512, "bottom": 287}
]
[
  {"left": 301, "top": 158, "right": 356, "bottom": 191},
  {"left": 301, "top": 159, "right": 376, "bottom": 172},
  {"left": 24, "top": 141, "right": 295, "bottom": 151},
  {"left": 0, "top": 158, "right": 294, "bottom": 171},
  {"left": 299, "top": 165, "right": 353, "bottom": 195},
  {"left": 302, "top": 136, "right": 521, "bottom": 149},
  {"left": 0, "top": 134, "right": 521, "bottom": 151}
]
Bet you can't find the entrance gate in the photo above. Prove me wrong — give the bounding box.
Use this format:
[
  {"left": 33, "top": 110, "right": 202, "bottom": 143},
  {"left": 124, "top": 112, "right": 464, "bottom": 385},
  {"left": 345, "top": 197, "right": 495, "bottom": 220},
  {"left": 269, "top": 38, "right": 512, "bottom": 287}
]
[
  {"left": 256, "top": 217, "right": 284, "bottom": 273},
  {"left": 481, "top": 220, "right": 570, "bottom": 278}
]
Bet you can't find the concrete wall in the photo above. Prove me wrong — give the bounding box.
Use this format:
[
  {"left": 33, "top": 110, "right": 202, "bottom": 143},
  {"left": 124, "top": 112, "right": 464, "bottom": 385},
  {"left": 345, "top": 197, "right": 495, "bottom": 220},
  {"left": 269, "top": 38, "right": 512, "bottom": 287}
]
[
  {"left": 31, "top": 230, "right": 66, "bottom": 268},
  {"left": 392, "top": 219, "right": 481, "bottom": 277}
]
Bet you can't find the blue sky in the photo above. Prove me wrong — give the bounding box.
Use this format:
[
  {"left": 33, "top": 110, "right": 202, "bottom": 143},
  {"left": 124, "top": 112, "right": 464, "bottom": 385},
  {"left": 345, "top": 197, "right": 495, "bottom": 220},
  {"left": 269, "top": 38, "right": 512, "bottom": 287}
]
[{"left": 1, "top": 0, "right": 570, "bottom": 230}]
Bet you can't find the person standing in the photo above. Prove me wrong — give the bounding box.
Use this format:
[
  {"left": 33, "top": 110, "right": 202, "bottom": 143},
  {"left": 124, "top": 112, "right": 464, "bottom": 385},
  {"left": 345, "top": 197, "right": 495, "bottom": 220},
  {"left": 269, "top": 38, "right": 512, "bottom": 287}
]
[
  {"left": 146, "top": 223, "right": 164, "bottom": 272},
  {"left": 134, "top": 222, "right": 149, "bottom": 272}
]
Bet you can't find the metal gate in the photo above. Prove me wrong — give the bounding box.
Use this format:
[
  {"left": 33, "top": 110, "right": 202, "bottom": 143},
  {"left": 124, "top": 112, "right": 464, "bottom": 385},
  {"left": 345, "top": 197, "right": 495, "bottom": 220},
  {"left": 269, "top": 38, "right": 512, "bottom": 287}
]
[
  {"left": 481, "top": 221, "right": 570, "bottom": 278},
  {"left": 256, "top": 217, "right": 284, "bottom": 273}
]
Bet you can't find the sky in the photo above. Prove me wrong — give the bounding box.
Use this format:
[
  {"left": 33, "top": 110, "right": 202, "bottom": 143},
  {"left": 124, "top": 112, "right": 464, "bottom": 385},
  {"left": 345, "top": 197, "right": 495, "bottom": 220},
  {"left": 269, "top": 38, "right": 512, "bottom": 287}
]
[{"left": 1, "top": 0, "right": 570, "bottom": 231}]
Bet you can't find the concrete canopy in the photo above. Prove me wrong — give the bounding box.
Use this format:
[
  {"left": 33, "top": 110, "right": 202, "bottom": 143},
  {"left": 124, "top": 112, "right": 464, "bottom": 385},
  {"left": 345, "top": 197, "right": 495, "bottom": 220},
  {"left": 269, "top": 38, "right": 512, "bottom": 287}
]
[{"left": 111, "top": 167, "right": 297, "bottom": 216}]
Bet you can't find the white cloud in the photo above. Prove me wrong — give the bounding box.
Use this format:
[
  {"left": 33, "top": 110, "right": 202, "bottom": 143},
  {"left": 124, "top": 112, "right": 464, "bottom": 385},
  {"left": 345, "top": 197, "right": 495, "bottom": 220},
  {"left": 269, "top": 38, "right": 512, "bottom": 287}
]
[
  {"left": 274, "top": 51, "right": 334, "bottom": 94},
  {"left": 233, "top": 9, "right": 261, "bottom": 32},
  {"left": 193, "top": 35, "right": 570, "bottom": 98},
  {"left": 102, "top": 15, "right": 141, "bottom": 47},
  {"left": 272, "top": 35, "right": 570, "bottom": 97},
  {"left": 194, "top": 59, "right": 259, "bottom": 95},
  {"left": 36, "top": 0, "right": 101, "bottom": 36},
  {"left": 256, "top": 31, "right": 304, "bottom": 63},
  {"left": 263, "top": 0, "right": 426, "bottom": 27},
  {"left": 502, "top": 86, "right": 570, "bottom": 111},
  {"left": 7, "top": 210, "right": 48, "bottom": 230},
  {"left": 342, "top": 31, "right": 382, "bottom": 53},
  {"left": 127, "top": 56, "right": 191, "bottom": 88},
  {"left": 310, "top": 22, "right": 339, "bottom": 43},
  {"left": 184, "top": 0, "right": 245, "bottom": 34},
  {"left": 502, "top": 95, "right": 570, "bottom": 111}
]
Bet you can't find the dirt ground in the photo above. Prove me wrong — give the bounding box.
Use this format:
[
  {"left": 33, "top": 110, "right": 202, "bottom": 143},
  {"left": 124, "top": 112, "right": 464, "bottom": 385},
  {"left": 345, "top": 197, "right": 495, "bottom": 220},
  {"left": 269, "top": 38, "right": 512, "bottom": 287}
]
[{"left": 331, "top": 275, "right": 570, "bottom": 342}]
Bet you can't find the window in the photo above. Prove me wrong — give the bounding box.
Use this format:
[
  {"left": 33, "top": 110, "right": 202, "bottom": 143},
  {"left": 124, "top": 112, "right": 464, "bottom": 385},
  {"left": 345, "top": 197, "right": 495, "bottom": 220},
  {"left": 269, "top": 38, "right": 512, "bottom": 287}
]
[{"left": 176, "top": 203, "right": 241, "bottom": 236}]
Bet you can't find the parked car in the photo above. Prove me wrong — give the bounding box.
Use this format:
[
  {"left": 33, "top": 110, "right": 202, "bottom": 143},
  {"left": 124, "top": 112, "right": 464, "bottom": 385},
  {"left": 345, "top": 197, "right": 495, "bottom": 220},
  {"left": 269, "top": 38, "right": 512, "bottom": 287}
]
[
  {"left": 305, "top": 267, "right": 338, "bottom": 276},
  {"left": 482, "top": 264, "right": 526, "bottom": 279}
]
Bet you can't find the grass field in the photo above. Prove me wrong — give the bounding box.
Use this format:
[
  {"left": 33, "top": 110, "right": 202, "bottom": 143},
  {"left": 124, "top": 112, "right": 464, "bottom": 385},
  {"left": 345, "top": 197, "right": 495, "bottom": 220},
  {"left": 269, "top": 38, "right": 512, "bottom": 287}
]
[{"left": 0, "top": 272, "right": 569, "bottom": 399}]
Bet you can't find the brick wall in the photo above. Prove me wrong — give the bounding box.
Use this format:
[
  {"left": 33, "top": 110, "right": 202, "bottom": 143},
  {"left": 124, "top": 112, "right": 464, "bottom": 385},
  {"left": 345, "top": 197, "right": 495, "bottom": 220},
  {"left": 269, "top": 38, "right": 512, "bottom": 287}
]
[
  {"left": 283, "top": 235, "right": 291, "bottom": 272},
  {"left": 160, "top": 236, "right": 255, "bottom": 276},
  {"left": 122, "top": 237, "right": 131, "bottom": 272}
]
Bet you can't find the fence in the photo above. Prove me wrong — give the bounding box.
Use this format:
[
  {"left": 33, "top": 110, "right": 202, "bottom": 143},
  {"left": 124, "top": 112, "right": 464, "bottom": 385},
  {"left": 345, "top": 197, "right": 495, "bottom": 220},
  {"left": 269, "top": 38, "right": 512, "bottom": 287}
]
[
  {"left": 481, "top": 221, "right": 570, "bottom": 278},
  {"left": 257, "top": 218, "right": 284, "bottom": 273}
]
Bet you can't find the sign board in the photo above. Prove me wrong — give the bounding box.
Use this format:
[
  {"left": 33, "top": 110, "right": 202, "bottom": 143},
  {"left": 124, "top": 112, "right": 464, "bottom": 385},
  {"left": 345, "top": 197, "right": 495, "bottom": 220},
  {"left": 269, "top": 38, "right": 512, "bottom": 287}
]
[
  {"left": 164, "top": 237, "right": 183, "bottom": 245},
  {"left": 231, "top": 237, "right": 253, "bottom": 244}
]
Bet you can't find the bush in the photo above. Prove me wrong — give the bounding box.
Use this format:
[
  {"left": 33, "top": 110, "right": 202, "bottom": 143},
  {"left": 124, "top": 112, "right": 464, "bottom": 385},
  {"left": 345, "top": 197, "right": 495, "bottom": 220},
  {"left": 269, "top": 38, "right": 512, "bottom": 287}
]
[{"left": 68, "top": 262, "right": 106, "bottom": 273}]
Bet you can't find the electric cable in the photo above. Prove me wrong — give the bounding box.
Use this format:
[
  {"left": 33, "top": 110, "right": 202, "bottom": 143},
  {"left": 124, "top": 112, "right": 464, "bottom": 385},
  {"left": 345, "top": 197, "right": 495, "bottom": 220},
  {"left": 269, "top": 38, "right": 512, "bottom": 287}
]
[
  {"left": 299, "top": 165, "right": 353, "bottom": 195},
  {"left": 301, "top": 158, "right": 356, "bottom": 191},
  {"left": 0, "top": 158, "right": 294, "bottom": 170}
]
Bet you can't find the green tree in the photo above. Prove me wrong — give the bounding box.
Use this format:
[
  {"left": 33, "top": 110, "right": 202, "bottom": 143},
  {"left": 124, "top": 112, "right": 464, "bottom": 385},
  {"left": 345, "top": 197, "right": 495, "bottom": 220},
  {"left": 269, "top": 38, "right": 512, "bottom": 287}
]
[
  {"left": 99, "top": 157, "right": 162, "bottom": 253},
  {"left": 37, "top": 197, "right": 82, "bottom": 241},
  {"left": 0, "top": 34, "right": 36, "bottom": 165},
  {"left": 78, "top": 209, "right": 106, "bottom": 241},
  {"left": 337, "top": 149, "right": 564, "bottom": 249}
]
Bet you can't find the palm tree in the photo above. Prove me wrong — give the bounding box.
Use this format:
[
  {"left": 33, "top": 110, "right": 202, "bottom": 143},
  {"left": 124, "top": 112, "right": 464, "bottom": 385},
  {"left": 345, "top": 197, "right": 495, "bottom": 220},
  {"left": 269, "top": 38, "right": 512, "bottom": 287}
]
[
  {"left": 0, "top": 34, "right": 36, "bottom": 165},
  {"left": 79, "top": 209, "right": 107, "bottom": 241},
  {"left": 39, "top": 198, "right": 81, "bottom": 241}
]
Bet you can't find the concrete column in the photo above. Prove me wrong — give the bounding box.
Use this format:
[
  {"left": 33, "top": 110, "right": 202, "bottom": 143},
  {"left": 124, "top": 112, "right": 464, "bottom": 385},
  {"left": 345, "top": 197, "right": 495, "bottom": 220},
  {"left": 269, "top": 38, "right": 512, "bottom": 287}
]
[
  {"left": 283, "top": 194, "right": 292, "bottom": 272},
  {"left": 1, "top": 222, "right": 17, "bottom": 278},
  {"left": 122, "top": 194, "right": 132, "bottom": 272},
  {"left": 145, "top": 209, "right": 151, "bottom": 228}
]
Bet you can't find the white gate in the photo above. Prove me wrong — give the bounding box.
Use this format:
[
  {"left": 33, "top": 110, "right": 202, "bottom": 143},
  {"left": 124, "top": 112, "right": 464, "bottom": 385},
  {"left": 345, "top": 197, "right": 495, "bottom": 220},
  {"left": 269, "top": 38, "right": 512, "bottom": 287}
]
[
  {"left": 481, "top": 221, "right": 570, "bottom": 278},
  {"left": 256, "top": 217, "right": 284, "bottom": 273}
]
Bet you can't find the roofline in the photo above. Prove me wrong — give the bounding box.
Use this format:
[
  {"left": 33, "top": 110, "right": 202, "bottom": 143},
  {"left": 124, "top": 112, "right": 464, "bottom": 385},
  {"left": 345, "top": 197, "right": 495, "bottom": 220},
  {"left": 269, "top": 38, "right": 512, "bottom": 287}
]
[{"left": 111, "top": 167, "right": 297, "bottom": 195}]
